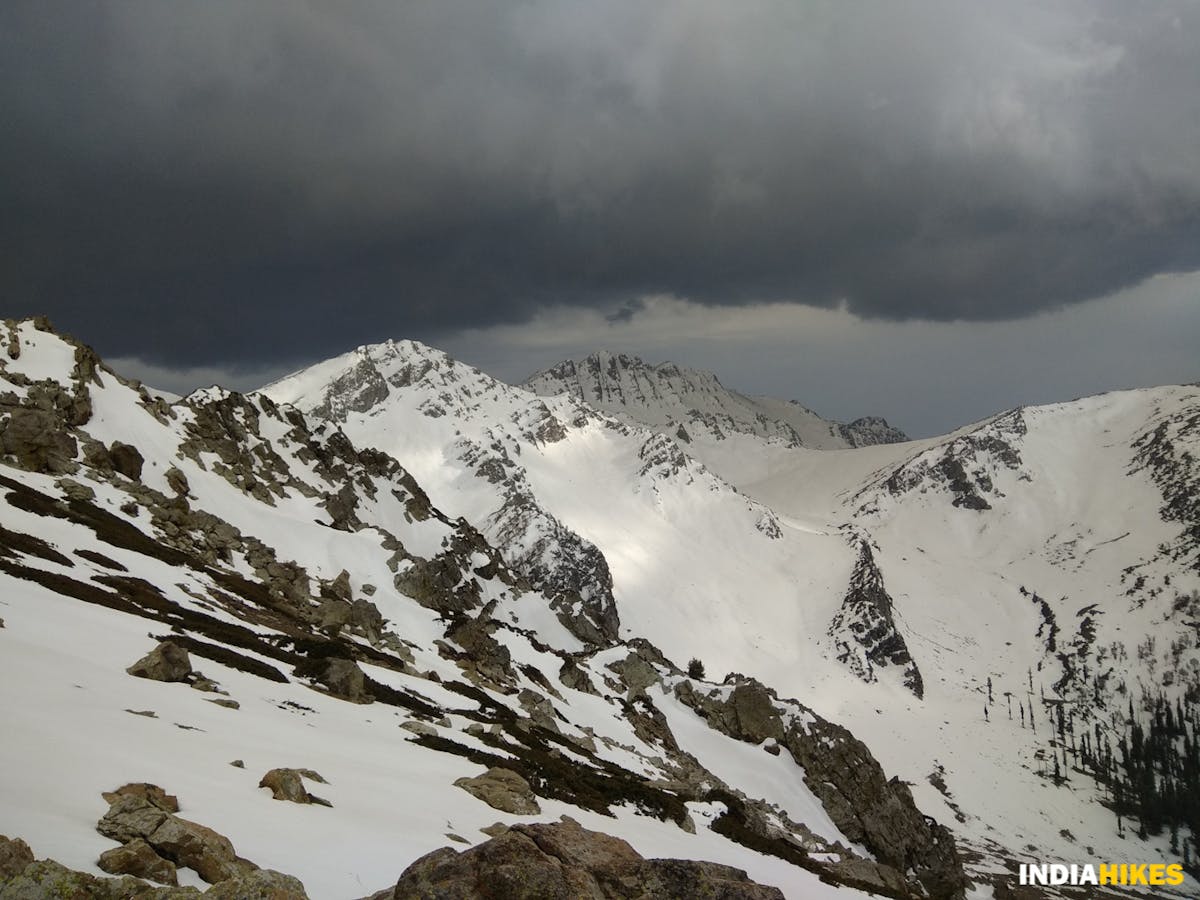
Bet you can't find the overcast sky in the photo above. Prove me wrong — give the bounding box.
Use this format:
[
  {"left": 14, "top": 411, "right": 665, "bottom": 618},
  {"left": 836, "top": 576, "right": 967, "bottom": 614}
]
[{"left": 3, "top": 1, "right": 1198, "bottom": 435}]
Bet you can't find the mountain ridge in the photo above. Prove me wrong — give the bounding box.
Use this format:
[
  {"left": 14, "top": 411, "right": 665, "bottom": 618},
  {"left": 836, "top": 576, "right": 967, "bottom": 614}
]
[
  {"left": 1, "top": 319, "right": 1198, "bottom": 898},
  {"left": 523, "top": 351, "right": 908, "bottom": 450}
]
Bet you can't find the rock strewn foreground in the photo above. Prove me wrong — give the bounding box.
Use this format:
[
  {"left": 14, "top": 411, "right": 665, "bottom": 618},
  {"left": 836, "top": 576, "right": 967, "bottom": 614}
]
[{"left": 379, "top": 817, "right": 786, "bottom": 899}]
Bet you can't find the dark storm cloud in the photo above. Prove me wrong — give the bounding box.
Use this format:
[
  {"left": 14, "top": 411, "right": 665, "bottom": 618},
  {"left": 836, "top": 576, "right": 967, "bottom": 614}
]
[{"left": 3, "top": 1, "right": 1199, "bottom": 366}]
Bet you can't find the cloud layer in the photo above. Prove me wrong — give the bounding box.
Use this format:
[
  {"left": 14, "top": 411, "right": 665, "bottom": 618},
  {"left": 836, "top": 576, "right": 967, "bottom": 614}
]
[{"left": 3, "top": 1, "right": 1200, "bottom": 368}]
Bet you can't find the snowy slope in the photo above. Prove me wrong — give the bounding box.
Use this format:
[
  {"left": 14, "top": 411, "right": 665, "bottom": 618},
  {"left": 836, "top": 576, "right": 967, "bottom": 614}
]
[
  {"left": 738, "top": 388, "right": 1200, "bottom": 892},
  {"left": 524, "top": 351, "right": 907, "bottom": 450},
  {"left": 268, "top": 338, "right": 1200, "bottom": 894},
  {"left": 4, "top": 318, "right": 1198, "bottom": 898},
  {"left": 0, "top": 319, "right": 969, "bottom": 899},
  {"left": 261, "top": 340, "right": 859, "bottom": 691}
]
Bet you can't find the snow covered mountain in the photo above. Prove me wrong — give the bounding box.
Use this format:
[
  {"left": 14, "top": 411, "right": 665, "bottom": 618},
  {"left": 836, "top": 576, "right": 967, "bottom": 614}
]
[
  {"left": 524, "top": 351, "right": 907, "bottom": 450},
  {"left": 265, "top": 337, "right": 1200, "bottom": 895},
  {"left": 2, "top": 317, "right": 1198, "bottom": 899},
  {"left": 0, "top": 319, "right": 966, "bottom": 899}
]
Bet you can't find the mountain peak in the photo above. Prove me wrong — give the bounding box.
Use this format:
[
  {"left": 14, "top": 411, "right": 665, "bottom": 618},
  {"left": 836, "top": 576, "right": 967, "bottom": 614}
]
[{"left": 525, "top": 351, "right": 905, "bottom": 449}]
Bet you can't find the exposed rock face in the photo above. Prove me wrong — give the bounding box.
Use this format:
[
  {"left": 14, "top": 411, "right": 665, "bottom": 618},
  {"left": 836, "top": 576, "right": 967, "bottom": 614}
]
[
  {"left": 97, "top": 837, "right": 178, "bottom": 885},
  {"left": 828, "top": 540, "right": 924, "bottom": 698},
  {"left": 458, "top": 436, "right": 621, "bottom": 648},
  {"left": 0, "top": 836, "right": 33, "bottom": 881},
  {"left": 387, "top": 817, "right": 785, "bottom": 899},
  {"left": 862, "top": 408, "right": 1026, "bottom": 515},
  {"left": 453, "top": 767, "right": 541, "bottom": 815},
  {"left": 607, "top": 650, "right": 662, "bottom": 700},
  {"left": 446, "top": 606, "right": 514, "bottom": 686},
  {"left": 517, "top": 689, "right": 560, "bottom": 733},
  {"left": 126, "top": 641, "right": 193, "bottom": 683},
  {"left": 1129, "top": 404, "right": 1200, "bottom": 572},
  {"left": 0, "top": 408, "right": 78, "bottom": 474},
  {"left": 675, "top": 677, "right": 966, "bottom": 899},
  {"left": 840, "top": 415, "right": 908, "bottom": 447}
]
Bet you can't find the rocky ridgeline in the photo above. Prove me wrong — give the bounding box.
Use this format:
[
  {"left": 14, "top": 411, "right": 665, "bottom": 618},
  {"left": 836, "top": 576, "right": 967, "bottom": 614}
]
[
  {"left": 454, "top": 432, "right": 621, "bottom": 646},
  {"left": 525, "top": 351, "right": 908, "bottom": 449},
  {"left": 828, "top": 539, "right": 924, "bottom": 698},
  {"left": 1127, "top": 396, "right": 1200, "bottom": 579},
  {"left": 0, "top": 319, "right": 968, "bottom": 898},
  {"left": 856, "top": 409, "right": 1027, "bottom": 514},
  {"left": 674, "top": 675, "right": 963, "bottom": 899},
  {"left": 840, "top": 416, "right": 909, "bottom": 449},
  {"left": 261, "top": 339, "right": 623, "bottom": 647}
]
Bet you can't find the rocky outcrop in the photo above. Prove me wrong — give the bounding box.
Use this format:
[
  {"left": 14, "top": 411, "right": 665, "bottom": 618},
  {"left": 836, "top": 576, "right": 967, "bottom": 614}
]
[
  {"left": 200, "top": 869, "right": 307, "bottom": 899},
  {"left": 453, "top": 767, "right": 541, "bottom": 815},
  {"left": 259, "top": 768, "right": 331, "bottom": 807},
  {"left": 97, "top": 837, "right": 178, "bottom": 885},
  {"left": 109, "top": 442, "right": 144, "bottom": 481},
  {"left": 1129, "top": 403, "right": 1200, "bottom": 572},
  {"left": 164, "top": 466, "right": 190, "bottom": 497},
  {"left": 828, "top": 540, "right": 924, "bottom": 698},
  {"left": 862, "top": 408, "right": 1026, "bottom": 515},
  {"left": 445, "top": 604, "right": 515, "bottom": 687},
  {"left": 1, "top": 832, "right": 307, "bottom": 898},
  {"left": 470, "top": 442, "right": 621, "bottom": 647},
  {"left": 840, "top": 416, "right": 908, "bottom": 447},
  {"left": 0, "top": 836, "right": 33, "bottom": 881},
  {"left": 675, "top": 676, "right": 966, "bottom": 899},
  {"left": 385, "top": 817, "right": 785, "bottom": 899},
  {"left": 101, "top": 783, "right": 180, "bottom": 814},
  {"left": 126, "top": 641, "right": 193, "bottom": 683},
  {"left": 606, "top": 647, "right": 663, "bottom": 700},
  {"left": 0, "top": 408, "right": 78, "bottom": 474},
  {"left": 96, "top": 794, "right": 256, "bottom": 885},
  {"left": 293, "top": 656, "right": 371, "bottom": 703},
  {"left": 0, "top": 856, "right": 163, "bottom": 898}
]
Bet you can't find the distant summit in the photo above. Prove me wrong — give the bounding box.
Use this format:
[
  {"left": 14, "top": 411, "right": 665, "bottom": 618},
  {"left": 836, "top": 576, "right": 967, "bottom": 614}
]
[{"left": 524, "top": 351, "right": 907, "bottom": 449}]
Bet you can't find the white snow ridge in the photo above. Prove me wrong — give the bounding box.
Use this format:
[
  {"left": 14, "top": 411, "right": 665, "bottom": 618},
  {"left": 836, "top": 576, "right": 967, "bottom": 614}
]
[{"left": 0, "top": 317, "right": 1197, "bottom": 899}]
